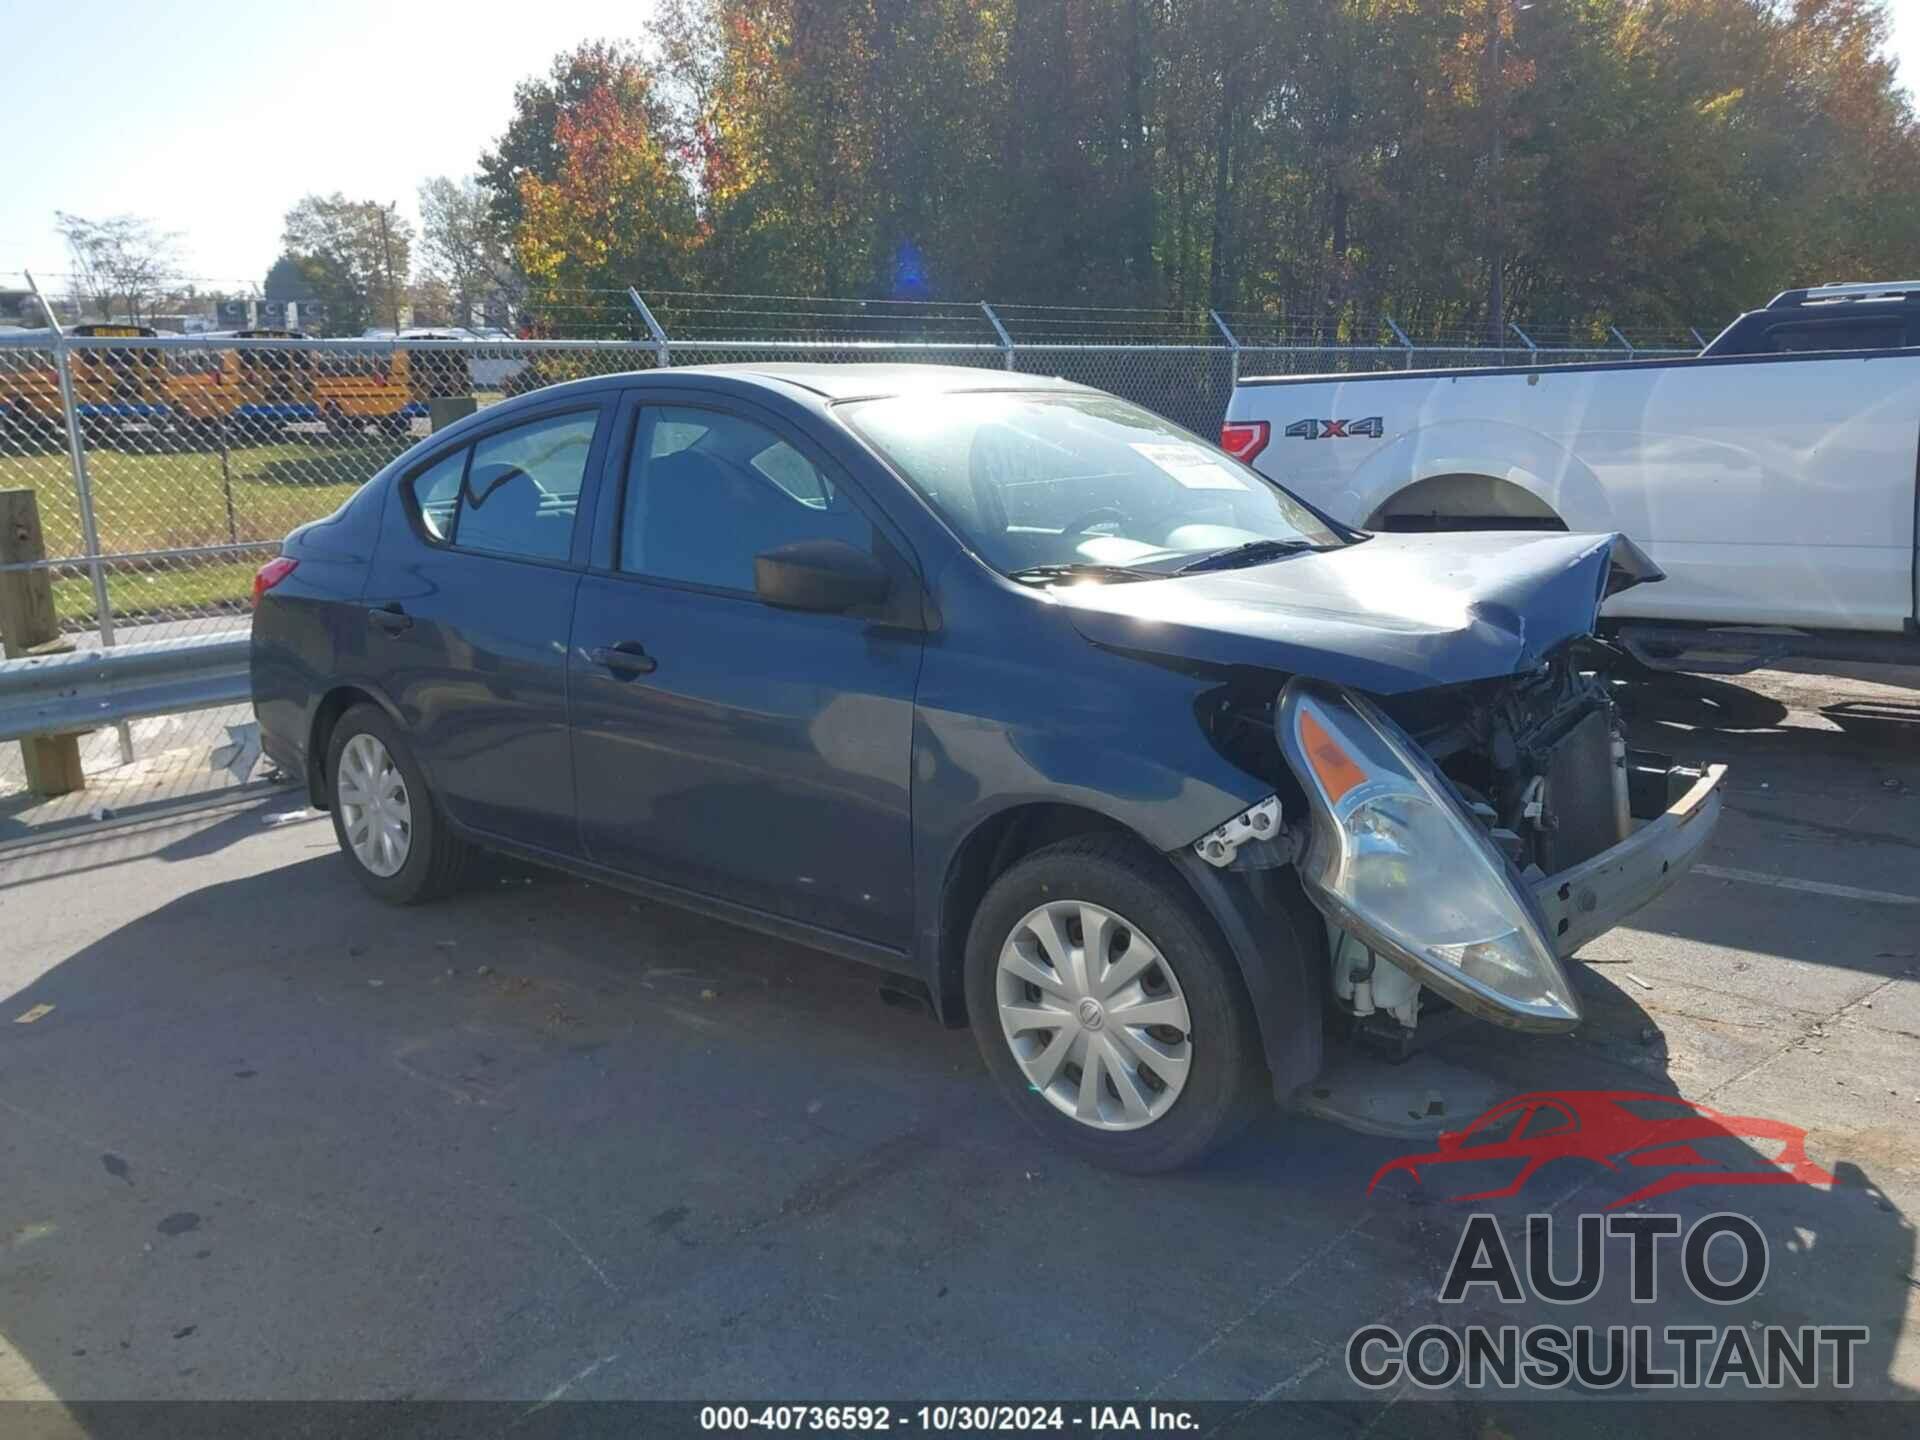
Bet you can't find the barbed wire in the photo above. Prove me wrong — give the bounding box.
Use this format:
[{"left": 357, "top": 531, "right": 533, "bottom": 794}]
[{"left": 3, "top": 265, "right": 1714, "bottom": 349}]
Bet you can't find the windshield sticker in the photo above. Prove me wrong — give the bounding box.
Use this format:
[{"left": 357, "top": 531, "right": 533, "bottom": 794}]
[{"left": 1130, "top": 441, "right": 1248, "bottom": 490}]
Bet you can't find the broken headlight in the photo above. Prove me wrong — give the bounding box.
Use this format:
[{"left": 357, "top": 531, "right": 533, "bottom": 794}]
[{"left": 1277, "top": 680, "right": 1580, "bottom": 1031}]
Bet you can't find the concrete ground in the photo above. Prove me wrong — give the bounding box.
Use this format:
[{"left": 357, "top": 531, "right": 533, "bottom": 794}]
[{"left": 1, "top": 662, "right": 1917, "bottom": 1427}]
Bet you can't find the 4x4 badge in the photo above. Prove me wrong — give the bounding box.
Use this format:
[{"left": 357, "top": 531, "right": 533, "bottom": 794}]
[{"left": 1286, "top": 416, "right": 1383, "bottom": 440}]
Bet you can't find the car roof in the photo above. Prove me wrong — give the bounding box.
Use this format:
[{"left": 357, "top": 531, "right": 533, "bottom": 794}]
[
  {"left": 411, "top": 361, "right": 1109, "bottom": 455},
  {"left": 670, "top": 361, "right": 1097, "bottom": 402}
]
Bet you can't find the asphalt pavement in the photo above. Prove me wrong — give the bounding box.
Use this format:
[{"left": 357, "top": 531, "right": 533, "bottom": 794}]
[{"left": 1, "top": 663, "right": 1917, "bottom": 1429}]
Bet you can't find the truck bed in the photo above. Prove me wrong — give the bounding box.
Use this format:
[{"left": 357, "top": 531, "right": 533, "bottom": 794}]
[{"left": 1224, "top": 347, "right": 1920, "bottom": 638}]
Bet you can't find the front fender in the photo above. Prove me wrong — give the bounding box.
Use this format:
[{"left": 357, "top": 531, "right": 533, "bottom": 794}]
[{"left": 1171, "top": 857, "right": 1327, "bottom": 1100}]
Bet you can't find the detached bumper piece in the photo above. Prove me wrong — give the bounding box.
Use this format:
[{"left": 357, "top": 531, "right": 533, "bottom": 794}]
[{"left": 1529, "top": 760, "right": 1726, "bottom": 961}]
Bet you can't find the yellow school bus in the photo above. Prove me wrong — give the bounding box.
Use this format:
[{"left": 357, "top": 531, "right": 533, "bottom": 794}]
[
  {"left": 312, "top": 340, "right": 472, "bottom": 435},
  {"left": 163, "top": 330, "right": 319, "bottom": 435},
  {"left": 0, "top": 324, "right": 170, "bottom": 448}
]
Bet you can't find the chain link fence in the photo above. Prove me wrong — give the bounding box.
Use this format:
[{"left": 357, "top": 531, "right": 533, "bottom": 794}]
[{"left": 0, "top": 295, "right": 1696, "bottom": 822}]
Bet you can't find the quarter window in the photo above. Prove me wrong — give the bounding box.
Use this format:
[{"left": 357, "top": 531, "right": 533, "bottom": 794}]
[
  {"left": 619, "top": 406, "right": 874, "bottom": 592},
  {"left": 410, "top": 451, "right": 464, "bottom": 542}
]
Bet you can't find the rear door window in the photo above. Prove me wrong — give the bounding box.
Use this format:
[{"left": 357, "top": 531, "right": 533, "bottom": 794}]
[
  {"left": 457, "top": 411, "right": 598, "bottom": 561},
  {"left": 404, "top": 408, "right": 600, "bottom": 561}
]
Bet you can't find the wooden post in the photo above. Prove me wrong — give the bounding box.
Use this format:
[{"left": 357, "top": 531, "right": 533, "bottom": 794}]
[{"left": 0, "top": 488, "right": 85, "bottom": 795}]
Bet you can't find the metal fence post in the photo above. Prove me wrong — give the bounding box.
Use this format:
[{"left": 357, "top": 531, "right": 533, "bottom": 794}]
[
  {"left": 27, "top": 270, "right": 133, "bottom": 765},
  {"left": 1208, "top": 310, "right": 1241, "bottom": 385},
  {"left": 1384, "top": 316, "right": 1416, "bottom": 370},
  {"left": 980, "top": 303, "right": 1016, "bottom": 371},
  {"left": 627, "top": 287, "right": 672, "bottom": 368},
  {"left": 218, "top": 417, "right": 239, "bottom": 546},
  {"left": 1509, "top": 322, "right": 1538, "bottom": 366}
]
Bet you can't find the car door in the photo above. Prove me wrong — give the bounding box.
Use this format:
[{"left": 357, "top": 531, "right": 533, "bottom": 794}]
[
  {"left": 363, "top": 399, "right": 611, "bottom": 855},
  {"left": 569, "top": 393, "right": 925, "bottom": 949}
]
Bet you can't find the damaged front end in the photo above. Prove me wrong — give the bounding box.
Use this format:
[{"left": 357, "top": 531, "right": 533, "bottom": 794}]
[
  {"left": 1278, "top": 663, "right": 1722, "bottom": 1037},
  {"left": 1167, "top": 535, "right": 1724, "bottom": 1040}
]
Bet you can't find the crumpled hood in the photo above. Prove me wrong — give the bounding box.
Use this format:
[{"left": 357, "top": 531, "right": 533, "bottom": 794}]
[{"left": 1056, "top": 531, "right": 1661, "bottom": 694}]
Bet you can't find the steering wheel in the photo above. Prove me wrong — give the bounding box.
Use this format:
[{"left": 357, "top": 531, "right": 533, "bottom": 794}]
[{"left": 1060, "top": 505, "right": 1128, "bottom": 537}]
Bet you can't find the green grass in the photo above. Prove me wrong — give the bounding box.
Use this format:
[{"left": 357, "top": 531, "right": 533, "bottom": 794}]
[
  {"left": 2, "top": 434, "right": 410, "bottom": 628},
  {"left": 49, "top": 558, "right": 261, "bottom": 630}
]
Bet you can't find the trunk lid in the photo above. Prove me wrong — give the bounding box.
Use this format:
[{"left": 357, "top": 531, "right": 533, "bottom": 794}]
[{"left": 1056, "top": 530, "right": 1659, "bottom": 693}]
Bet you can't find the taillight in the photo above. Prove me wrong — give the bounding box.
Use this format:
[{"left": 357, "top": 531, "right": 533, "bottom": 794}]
[
  {"left": 1220, "top": 420, "right": 1270, "bottom": 463},
  {"left": 252, "top": 556, "right": 298, "bottom": 609}
]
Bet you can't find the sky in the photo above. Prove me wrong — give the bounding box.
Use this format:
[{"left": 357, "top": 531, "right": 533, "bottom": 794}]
[
  {"left": 4, "top": 0, "right": 1919, "bottom": 292},
  {"left": 1, "top": 0, "right": 656, "bottom": 291}
]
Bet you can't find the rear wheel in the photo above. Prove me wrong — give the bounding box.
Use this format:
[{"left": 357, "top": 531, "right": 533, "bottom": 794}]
[
  {"left": 326, "top": 704, "right": 469, "bottom": 903},
  {"left": 965, "top": 835, "right": 1269, "bottom": 1172}
]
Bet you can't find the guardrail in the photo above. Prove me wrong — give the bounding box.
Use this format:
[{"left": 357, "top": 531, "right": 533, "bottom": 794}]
[{"left": 0, "top": 629, "right": 250, "bottom": 744}]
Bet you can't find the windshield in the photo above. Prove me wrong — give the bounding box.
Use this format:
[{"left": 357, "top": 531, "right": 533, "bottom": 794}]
[{"left": 840, "top": 390, "right": 1343, "bottom": 576}]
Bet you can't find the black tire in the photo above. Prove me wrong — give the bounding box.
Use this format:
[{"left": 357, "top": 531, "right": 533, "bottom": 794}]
[
  {"left": 964, "top": 834, "right": 1270, "bottom": 1173},
  {"left": 325, "top": 703, "right": 470, "bottom": 904}
]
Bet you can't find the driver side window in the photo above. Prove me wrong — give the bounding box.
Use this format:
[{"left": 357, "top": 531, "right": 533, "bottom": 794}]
[{"left": 619, "top": 406, "right": 874, "bottom": 592}]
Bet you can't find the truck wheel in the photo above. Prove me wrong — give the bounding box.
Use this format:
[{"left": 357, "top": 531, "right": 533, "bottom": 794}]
[
  {"left": 964, "top": 835, "right": 1269, "bottom": 1172},
  {"left": 325, "top": 705, "right": 469, "bottom": 904}
]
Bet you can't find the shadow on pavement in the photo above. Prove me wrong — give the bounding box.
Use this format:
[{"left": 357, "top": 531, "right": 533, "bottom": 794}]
[{"left": 0, "top": 834, "right": 1912, "bottom": 1417}]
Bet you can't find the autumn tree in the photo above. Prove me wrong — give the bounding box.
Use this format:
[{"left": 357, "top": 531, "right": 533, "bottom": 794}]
[
  {"left": 509, "top": 57, "right": 700, "bottom": 332},
  {"left": 477, "top": 0, "right": 1920, "bottom": 336},
  {"left": 478, "top": 42, "right": 670, "bottom": 233}
]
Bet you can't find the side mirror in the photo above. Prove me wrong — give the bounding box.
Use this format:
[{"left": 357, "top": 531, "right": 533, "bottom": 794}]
[{"left": 754, "top": 539, "right": 890, "bottom": 613}]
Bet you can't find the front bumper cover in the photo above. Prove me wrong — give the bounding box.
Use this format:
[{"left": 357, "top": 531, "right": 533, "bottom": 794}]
[{"left": 1529, "top": 762, "right": 1726, "bottom": 962}]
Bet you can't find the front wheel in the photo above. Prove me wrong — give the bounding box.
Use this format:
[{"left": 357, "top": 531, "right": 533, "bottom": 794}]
[
  {"left": 964, "top": 835, "right": 1269, "bottom": 1172},
  {"left": 326, "top": 704, "right": 469, "bottom": 904}
]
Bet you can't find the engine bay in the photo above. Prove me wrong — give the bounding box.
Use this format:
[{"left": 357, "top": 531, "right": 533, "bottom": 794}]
[{"left": 1199, "top": 642, "right": 1701, "bottom": 1046}]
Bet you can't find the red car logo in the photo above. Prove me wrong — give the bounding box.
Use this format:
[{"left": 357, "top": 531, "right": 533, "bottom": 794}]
[{"left": 1367, "top": 1090, "right": 1834, "bottom": 1209}]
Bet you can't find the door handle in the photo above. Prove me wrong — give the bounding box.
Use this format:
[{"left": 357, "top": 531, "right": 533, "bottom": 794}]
[
  {"left": 590, "top": 642, "right": 657, "bottom": 677},
  {"left": 367, "top": 605, "right": 412, "bottom": 635}
]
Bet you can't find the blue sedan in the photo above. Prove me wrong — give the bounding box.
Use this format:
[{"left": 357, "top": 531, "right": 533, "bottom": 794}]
[{"left": 252, "top": 364, "right": 1721, "bottom": 1170}]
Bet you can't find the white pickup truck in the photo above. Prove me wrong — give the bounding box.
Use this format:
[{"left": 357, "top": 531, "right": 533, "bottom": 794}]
[{"left": 1221, "top": 287, "right": 1920, "bottom": 671}]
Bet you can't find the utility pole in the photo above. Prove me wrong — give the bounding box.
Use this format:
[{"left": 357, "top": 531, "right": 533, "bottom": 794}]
[{"left": 376, "top": 204, "right": 401, "bottom": 333}]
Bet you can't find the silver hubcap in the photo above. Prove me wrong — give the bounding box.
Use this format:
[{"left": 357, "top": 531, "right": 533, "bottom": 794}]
[
  {"left": 996, "top": 900, "right": 1194, "bottom": 1131},
  {"left": 337, "top": 733, "right": 412, "bottom": 878}
]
